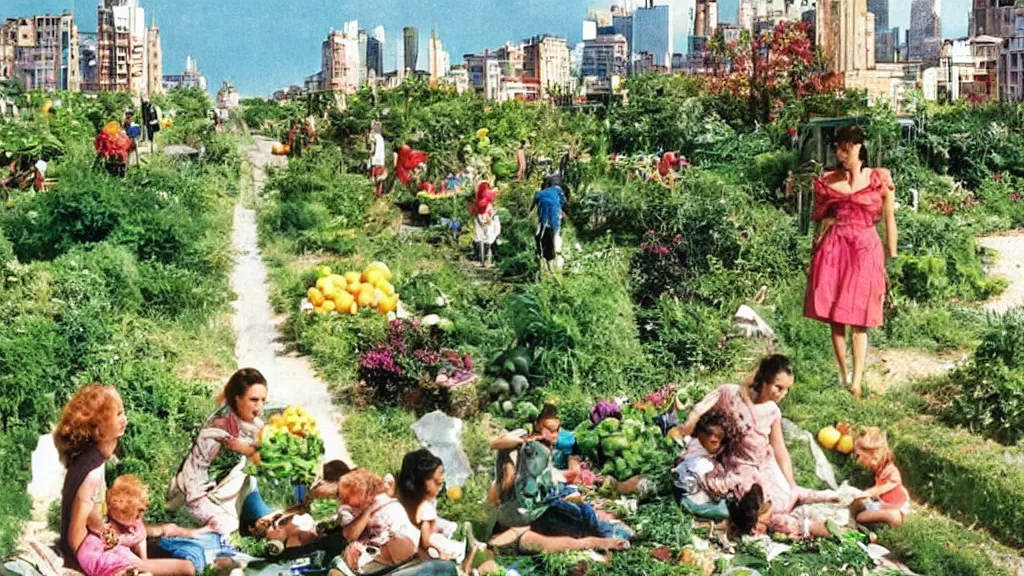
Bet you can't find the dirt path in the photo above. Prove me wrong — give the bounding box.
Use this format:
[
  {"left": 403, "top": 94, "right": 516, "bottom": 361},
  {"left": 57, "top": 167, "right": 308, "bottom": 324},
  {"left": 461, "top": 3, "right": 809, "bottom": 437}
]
[
  {"left": 978, "top": 231, "right": 1024, "bottom": 314},
  {"left": 233, "top": 137, "right": 352, "bottom": 466},
  {"left": 866, "top": 231, "right": 1024, "bottom": 395}
]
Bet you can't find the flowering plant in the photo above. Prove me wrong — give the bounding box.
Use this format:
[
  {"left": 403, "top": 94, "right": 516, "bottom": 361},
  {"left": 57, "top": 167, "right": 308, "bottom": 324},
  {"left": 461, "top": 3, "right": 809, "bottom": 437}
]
[{"left": 359, "top": 319, "right": 475, "bottom": 401}]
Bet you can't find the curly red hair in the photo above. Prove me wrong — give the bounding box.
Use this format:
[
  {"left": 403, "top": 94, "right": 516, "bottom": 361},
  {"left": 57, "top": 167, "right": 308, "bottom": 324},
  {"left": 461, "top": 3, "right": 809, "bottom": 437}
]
[
  {"left": 107, "top": 474, "right": 149, "bottom": 522},
  {"left": 338, "top": 469, "right": 387, "bottom": 505},
  {"left": 54, "top": 384, "right": 122, "bottom": 466}
]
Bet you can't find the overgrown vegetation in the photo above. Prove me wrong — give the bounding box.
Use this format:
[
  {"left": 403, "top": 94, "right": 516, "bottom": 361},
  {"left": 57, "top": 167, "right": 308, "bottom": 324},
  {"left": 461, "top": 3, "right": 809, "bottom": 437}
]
[
  {"left": 250, "top": 74, "right": 1024, "bottom": 575},
  {"left": 0, "top": 88, "right": 240, "bottom": 556}
]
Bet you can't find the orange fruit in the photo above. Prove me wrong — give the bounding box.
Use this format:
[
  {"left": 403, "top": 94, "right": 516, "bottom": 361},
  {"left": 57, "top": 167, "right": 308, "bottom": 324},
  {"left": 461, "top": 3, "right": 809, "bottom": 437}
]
[{"left": 446, "top": 486, "right": 463, "bottom": 501}]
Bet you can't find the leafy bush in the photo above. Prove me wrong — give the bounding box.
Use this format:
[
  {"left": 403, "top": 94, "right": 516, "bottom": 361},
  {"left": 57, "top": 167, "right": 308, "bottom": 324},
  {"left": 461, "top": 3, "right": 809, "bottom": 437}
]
[{"left": 947, "top": 310, "right": 1024, "bottom": 444}]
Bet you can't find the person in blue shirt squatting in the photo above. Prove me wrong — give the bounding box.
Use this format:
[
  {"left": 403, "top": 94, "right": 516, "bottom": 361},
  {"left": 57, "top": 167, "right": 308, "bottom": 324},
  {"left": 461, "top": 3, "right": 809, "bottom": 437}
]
[{"left": 531, "top": 175, "right": 567, "bottom": 274}]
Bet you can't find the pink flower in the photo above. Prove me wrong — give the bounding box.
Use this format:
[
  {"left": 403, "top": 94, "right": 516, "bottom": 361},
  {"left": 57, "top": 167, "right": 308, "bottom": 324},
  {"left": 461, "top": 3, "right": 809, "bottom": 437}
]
[
  {"left": 994, "top": 172, "right": 1002, "bottom": 182},
  {"left": 673, "top": 234, "right": 682, "bottom": 243}
]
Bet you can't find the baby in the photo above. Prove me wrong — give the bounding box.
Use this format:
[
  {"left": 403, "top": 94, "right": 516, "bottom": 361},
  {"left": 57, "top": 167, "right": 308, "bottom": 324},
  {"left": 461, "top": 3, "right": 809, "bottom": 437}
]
[{"left": 672, "top": 409, "right": 735, "bottom": 520}]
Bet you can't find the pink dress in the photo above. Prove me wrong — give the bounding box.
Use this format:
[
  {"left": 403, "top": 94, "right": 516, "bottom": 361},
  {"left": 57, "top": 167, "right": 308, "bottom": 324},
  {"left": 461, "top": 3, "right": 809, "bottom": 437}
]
[
  {"left": 76, "top": 520, "right": 146, "bottom": 576},
  {"left": 804, "top": 169, "right": 892, "bottom": 328},
  {"left": 694, "top": 385, "right": 797, "bottom": 513}
]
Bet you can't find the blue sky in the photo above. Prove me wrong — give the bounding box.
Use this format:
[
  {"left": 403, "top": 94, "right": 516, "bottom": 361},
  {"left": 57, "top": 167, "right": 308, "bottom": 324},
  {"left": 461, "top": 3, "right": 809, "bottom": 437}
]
[{"left": 5, "top": 0, "right": 970, "bottom": 97}]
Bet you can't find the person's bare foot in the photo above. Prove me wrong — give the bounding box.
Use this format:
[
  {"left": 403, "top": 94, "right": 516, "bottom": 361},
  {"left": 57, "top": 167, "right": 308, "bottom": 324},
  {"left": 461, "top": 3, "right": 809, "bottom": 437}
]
[{"left": 587, "top": 537, "right": 629, "bottom": 551}]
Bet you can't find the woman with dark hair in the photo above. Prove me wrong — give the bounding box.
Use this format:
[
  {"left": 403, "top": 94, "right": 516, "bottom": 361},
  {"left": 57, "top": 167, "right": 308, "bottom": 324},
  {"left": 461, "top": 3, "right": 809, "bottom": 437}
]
[
  {"left": 167, "top": 368, "right": 269, "bottom": 534},
  {"left": 804, "top": 125, "right": 898, "bottom": 397},
  {"left": 672, "top": 355, "right": 834, "bottom": 515},
  {"left": 396, "top": 450, "right": 496, "bottom": 574}
]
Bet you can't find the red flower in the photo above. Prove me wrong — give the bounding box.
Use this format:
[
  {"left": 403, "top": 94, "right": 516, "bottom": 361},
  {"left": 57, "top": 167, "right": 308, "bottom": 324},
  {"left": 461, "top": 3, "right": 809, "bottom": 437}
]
[{"left": 788, "top": 128, "right": 797, "bottom": 138}]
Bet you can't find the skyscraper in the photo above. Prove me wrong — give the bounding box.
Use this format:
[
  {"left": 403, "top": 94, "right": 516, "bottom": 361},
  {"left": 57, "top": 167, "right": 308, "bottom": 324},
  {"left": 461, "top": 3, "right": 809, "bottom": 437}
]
[
  {"left": 403, "top": 26, "right": 419, "bottom": 72},
  {"left": 867, "top": 0, "right": 888, "bottom": 31},
  {"left": 908, "top": 0, "right": 940, "bottom": 63},
  {"left": 427, "top": 29, "right": 450, "bottom": 82},
  {"left": 633, "top": 4, "right": 672, "bottom": 67},
  {"left": 972, "top": 0, "right": 1017, "bottom": 38},
  {"left": 367, "top": 26, "right": 384, "bottom": 78}
]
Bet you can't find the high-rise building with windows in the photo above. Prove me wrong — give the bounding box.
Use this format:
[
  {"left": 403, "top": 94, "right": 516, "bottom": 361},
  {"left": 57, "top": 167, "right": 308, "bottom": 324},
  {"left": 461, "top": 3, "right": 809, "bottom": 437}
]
[
  {"left": 867, "top": 0, "right": 888, "bottom": 30},
  {"left": 908, "top": 0, "right": 941, "bottom": 63},
  {"left": 403, "top": 26, "right": 419, "bottom": 72},
  {"left": 632, "top": 3, "right": 672, "bottom": 68},
  {"left": 367, "top": 27, "right": 385, "bottom": 79},
  {"left": 972, "top": 0, "right": 1018, "bottom": 38},
  {"left": 0, "top": 12, "right": 80, "bottom": 91}
]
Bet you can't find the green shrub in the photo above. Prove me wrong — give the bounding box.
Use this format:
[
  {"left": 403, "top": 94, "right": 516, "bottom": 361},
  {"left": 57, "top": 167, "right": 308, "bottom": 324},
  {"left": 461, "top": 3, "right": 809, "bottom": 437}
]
[{"left": 947, "top": 310, "right": 1024, "bottom": 444}]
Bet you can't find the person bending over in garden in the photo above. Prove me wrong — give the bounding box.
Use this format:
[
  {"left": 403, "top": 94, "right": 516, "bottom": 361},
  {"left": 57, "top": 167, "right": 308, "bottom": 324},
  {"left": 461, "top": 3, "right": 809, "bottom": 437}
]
[
  {"left": 672, "top": 355, "right": 837, "bottom": 516},
  {"left": 166, "top": 368, "right": 268, "bottom": 535},
  {"left": 531, "top": 176, "right": 567, "bottom": 274},
  {"left": 396, "top": 449, "right": 497, "bottom": 575},
  {"left": 849, "top": 427, "right": 909, "bottom": 528},
  {"left": 804, "top": 125, "right": 898, "bottom": 398},
  {"left": 55, "top": 384, "right": 194, "bottom": 576}
]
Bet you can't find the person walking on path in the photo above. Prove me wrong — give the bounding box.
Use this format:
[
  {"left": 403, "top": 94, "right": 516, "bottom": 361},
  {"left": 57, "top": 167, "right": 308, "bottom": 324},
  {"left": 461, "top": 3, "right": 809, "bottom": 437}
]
[
  {"left": 532, "top": 176, "right": 567, "bottom": 275},
  {"left": 470, "top": 182, "right": 501, "bottom": 267},
  {"left": 516, "top": 141, "right": 528, "bottom": 181},
  {"left": 369, "top": 121, "right": 387, "bottom": 197},
  {"left": 803, "top": 126, "right": 898, "bottom": 398}
]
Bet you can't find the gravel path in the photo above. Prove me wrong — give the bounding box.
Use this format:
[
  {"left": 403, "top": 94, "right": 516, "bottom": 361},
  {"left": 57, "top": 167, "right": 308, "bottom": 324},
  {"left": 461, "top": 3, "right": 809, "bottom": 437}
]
[
  {"left": 232, "top": 137, "right": 352, "bottom": 466},
  {"left": 978, "top": 231, "right": 1024, "bottom": 314}
]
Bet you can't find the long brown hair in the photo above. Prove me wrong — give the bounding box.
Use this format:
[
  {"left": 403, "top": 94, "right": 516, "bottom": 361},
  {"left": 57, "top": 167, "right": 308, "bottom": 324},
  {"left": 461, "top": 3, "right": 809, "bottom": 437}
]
[{"left": 740, "top": 354, "right": 793, "bottom": 403}]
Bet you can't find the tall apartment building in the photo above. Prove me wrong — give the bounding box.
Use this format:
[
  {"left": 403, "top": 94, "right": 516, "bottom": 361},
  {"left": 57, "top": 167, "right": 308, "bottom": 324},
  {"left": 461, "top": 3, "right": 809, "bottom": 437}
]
[
  {"left": 972, "top": 0, "right": 1018, "bottom": 38},
  {"left": 463, "top": 52, "right": 501, "bottom": 100},
  {"left": 693, "top": 0, "right": 718, "bottom": 38},
  {"left": 581, "top": 34, "right": 629, "bottom": 78},
  {"left": 321, "top": 24, "right": 360, "bottom": 93},
  {"left": 523, "top": 35, "right": 571, "bottom": 96},
  {"left": 632, "top": 4, "right": 672, "bottom": 68},
  {"left": 867, "top": 0, "right": 888, "bottom": 30},
  {"left": 367, "top": 27, "right": 385, "bottom": 79},
  {"left": 495, "top": 41, "right": 526, "bottom": 78},
  {"left": 146, "top": 24, "right": 162, "bottom": 96},
  {"left": 427, "top": 29, "right": 450, "bottom": 82},
  {"left": 908, "top": 0, "right": 941, "bottom": 63},
  {"left": 403, "top": 27, "right": 419, "bottom": 72},
  {"left": 817, "top": 0, "right": 876, "bottom": 73},
  {"left": 97, "top": 0, "right": 159, "bottom": 95},
  {"left": 739, "top": 0, "right": 812, "bottom": 30},
  {"left": 999, "top": 8, "right": 1024, "bottom": 100},
  {"left": 0, "top": 13, "right": 80, "bottom": 91},
  {"left": 357, "top": 30, "right": 368, "bottom": 85},
  {"left": 79, "top": 32, "right": 99, "bottom": 91}
]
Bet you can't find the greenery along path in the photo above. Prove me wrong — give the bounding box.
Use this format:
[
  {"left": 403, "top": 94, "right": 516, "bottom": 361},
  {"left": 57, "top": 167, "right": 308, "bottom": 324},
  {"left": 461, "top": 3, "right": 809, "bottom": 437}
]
[
  {"left": 978, "top": 231, "right": 1024, "bottom": 313},
  {"left": 233, "top": 137, "right": 351, "bottom": 465}
]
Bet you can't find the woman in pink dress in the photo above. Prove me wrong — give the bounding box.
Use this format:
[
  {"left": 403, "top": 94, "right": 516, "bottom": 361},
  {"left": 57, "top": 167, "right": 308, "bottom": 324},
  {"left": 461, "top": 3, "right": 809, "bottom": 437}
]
[
  {"left": 672, "top": 356, "right": 833, "bottom": 514},
  {"left": 804, "top": 126, "right": 898, "bottom": 398}
]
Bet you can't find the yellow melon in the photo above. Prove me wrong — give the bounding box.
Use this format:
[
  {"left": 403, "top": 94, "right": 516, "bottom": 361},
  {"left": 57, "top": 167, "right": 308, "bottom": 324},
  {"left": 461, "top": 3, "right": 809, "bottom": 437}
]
[
  {"left": 307, "top": 287, "right": 325, "bottom": 307},
  {"left": 322, "top": 300, "right": 336, "bottom": 313},
  {"left": 378, "top": 295, "right": 398, "bottom": 314},
  {"left": 346, "top": 282, "right": 362, "bottom": 296},
  {"left": 328, "top": 274, "right": 347, "bottom": 289},
  {"left": 361, "top": 269, "right": 385, "bottom": 286},
  {"left": 817, "top": 426, "right": 841, "bottom": 450},
  {"left": 315, "top": 277, "right": 332, "bottom": 292},
  {"left": 357, "top": 290, "right": 375, "bottom": 308},
  {"left": 365, "top": 261, "right": 392, "bottom": 280},
  {"left": 373, "top": 289, "right": 386, "bottom": 307},
  {"left": 836, "top": 435, "right": 855, "bottom": 455},
  {"left": 344, "top": 271, "right": 361, "bottom": 285},
  {"left": 349, "top": 302, "right": 359, "bottom": 315},
  {"left": 333, "top": 291, "right": 354, "bottom": 311},
  {"left": 378, "top": 281, "right": 396, "bottom": 297}
]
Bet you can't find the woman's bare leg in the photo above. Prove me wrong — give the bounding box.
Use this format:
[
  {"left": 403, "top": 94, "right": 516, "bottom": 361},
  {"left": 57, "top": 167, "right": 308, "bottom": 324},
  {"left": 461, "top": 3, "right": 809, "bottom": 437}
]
[
  {"left": 517, "top": 532, "right": 628, "bottom": 553},
  {"left": 850, "top": 327, "right": 868, "bottom": 398},
  {"left": 830, "top": 323, "right": 849, "bottom": 388},
  {"left": 135, "top": 559, "right": 196, "bottom": 576}
]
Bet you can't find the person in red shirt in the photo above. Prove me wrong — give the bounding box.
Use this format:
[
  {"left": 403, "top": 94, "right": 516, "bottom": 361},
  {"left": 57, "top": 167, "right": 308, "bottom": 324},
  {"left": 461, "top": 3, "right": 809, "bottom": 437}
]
[{"left": 851, "top": 427, "right": 909, "bottom": 527}]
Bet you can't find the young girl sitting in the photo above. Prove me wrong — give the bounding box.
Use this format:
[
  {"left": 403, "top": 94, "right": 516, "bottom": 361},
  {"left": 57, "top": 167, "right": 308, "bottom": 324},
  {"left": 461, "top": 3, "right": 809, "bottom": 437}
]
[
  {"left": 396, "top": 449, "right": 496, "bottom": 575},
  {"left": 337, "top": 469, "right": 419, "bottom": 573},
  {"left": 672, "top": 409, "right": 738, "bottom": 520},
  {"left": 851, "top": 427, "right": 909, "bottom": 528},
  {"left": 79, "top": 475, "right": 199, "bottom": 576}
]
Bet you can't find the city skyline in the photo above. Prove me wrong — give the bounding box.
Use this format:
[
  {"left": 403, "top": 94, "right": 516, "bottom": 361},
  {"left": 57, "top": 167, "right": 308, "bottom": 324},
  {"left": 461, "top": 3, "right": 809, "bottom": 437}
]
[{"left": 4, "top": 0, "right": 972, "bottom": 96}]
